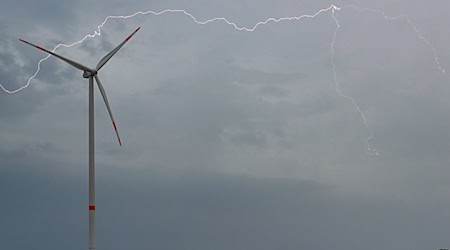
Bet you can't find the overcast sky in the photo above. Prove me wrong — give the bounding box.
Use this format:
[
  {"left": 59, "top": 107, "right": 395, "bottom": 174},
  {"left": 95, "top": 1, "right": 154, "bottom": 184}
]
[{"left": 1, "top": 0, "right": 450, "bottom": 249}]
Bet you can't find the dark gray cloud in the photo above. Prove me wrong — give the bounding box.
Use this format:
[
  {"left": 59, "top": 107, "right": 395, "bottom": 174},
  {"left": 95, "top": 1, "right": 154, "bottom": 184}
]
[{"left": 2, "top": 0, "right": 450, "bottom": 249}]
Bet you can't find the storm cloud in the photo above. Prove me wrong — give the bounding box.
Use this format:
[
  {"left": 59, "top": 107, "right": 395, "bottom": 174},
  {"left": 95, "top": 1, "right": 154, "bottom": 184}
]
[{"left": 2, "top": 0, "right": 450, "bottom": 249}]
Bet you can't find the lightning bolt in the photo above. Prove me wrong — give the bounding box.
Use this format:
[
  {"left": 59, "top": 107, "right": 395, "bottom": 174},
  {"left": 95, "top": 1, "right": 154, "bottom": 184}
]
[
  {"left": 330, "top": 7, "right": 380, "bottom": 155},
  {"left": 343, "top": 5, "right": 447, "bottom": 76},
  {"left": 0, "top": 5, "right": 338, "bottom": 94},
  {"left": 330, "top": 5, "right": 448, "bottom": 155},
  {"left": 0, "top": 4, "right": 446, "bottom": 155}
]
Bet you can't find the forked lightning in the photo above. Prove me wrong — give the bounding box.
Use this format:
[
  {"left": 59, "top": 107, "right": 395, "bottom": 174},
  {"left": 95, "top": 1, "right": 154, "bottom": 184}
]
[{"left": 1, "top": 4, "right": 447, "bottom": 155}]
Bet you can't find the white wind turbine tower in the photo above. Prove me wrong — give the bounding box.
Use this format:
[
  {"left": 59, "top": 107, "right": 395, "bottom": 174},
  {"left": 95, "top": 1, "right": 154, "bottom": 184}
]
[{"left": 20, "top": 27, "right": 141, "bottom": 250}]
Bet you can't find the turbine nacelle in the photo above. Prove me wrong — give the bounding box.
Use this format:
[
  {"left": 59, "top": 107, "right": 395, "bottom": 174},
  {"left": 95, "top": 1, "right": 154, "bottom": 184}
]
[{"left": 83, "top": 70, "right": 97, "bottom": 79}]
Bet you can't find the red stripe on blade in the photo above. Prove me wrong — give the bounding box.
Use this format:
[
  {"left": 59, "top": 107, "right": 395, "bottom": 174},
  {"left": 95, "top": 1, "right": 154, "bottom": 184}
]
[
  {"left": 89, "top": 205, "right": 96, "bottom": 211},
  {"left": 125, "top": 27, "right": 140, "bottom": 42}
]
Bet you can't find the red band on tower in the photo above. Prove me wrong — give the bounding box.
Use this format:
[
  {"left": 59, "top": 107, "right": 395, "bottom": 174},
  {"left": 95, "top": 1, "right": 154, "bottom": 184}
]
[{"left": 89, "top": 205, "right": 96, "bottom": 211}]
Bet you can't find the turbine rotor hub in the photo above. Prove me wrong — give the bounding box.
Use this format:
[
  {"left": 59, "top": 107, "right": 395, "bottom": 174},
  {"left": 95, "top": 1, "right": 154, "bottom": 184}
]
[{"left": 83, "top": 70, "right": 97, "bottom": 79}]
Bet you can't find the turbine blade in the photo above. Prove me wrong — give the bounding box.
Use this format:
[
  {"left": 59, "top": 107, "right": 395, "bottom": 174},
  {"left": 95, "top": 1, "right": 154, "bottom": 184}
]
[
  {"left": 94, "top": 75, "right": 122, "bottom": 146},
  {"left": 96, "top": 27, "right": 140, "bottom": 71},
  {"left": 19, "top": 39, "right": 93, "bottom": 72}
]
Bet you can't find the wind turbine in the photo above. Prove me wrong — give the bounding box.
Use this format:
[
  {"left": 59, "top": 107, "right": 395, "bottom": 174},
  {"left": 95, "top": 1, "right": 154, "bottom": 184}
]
[{"left": 20, "top": 27, "right": 140, "bottom": 250}]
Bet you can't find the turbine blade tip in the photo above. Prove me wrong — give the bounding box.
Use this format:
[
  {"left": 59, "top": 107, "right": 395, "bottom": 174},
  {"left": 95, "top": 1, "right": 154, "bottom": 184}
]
[
  {"left": 19, "top": 39, "right": 30, "bottom": 45},
  {"left": 126, "top": 27, "right": 141, "bottom": 42}
]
